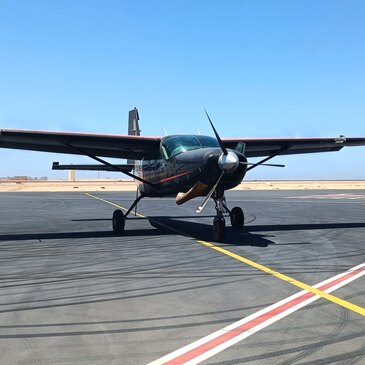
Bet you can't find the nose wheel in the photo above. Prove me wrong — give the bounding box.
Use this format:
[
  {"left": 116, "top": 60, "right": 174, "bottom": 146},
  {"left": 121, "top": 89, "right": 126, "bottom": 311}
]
[
  {"left": 212, "top": 193, "right": 244, "bottom": 242},
  {"left": 213, "top": 217, "right": 225, "bottom": 242}
]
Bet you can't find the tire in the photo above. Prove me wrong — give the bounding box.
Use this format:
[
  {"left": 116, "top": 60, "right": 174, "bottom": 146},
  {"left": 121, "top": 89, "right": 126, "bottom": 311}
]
[
  {"left": 213, "top": 217, "right": 225, "bottom": 242},
  {"left": 112, "top": 209, "right": 125, "bottom": 234},
  {"left": 230, "top": 206, "right": 244, "bottom": 229}
]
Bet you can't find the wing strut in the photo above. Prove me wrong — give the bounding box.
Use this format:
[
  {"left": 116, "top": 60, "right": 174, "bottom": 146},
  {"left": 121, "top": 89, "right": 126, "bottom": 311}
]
[
  {"left": 63, "top": 143, "right": 159, "bottom": 191},
  {"left": 246, "top": 146, "right": 290, "bottom": 172}
]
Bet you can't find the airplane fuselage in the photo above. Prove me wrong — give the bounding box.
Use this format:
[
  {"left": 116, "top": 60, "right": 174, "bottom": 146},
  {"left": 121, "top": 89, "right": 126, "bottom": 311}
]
[{"left": 135, "top": 140, "right": 247, "bottom": 198}]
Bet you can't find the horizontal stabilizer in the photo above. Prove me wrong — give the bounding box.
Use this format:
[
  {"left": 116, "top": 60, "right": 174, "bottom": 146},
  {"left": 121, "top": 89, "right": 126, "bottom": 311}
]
[{"left": 52, "top": 162, "right": 134, "bottom": 172}]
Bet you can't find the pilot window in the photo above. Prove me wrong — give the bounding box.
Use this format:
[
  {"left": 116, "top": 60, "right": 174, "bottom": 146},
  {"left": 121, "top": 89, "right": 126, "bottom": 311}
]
[
  {"left": 161, "top": 136, "right": 201, "bottom": 159},
  {"left": 160, "top": 135, "right": 220, "bottom": 159}
]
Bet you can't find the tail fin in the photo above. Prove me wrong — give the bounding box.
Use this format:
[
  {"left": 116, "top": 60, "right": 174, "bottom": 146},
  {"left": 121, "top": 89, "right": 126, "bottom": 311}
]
[
  {"left": 128, "top": 107, "right": 141, "bottom": 136},
  {"left": 128, "top": 108, "right": 140, "bottom": 165}
]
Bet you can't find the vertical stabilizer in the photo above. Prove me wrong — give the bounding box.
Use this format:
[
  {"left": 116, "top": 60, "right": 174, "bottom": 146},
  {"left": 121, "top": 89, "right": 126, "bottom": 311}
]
[
  {"left": 128, "top": 108, "right": 141, "bottom": 136},
  {"left": 128, "top": 108, "right": 141, "bottom": 165}
]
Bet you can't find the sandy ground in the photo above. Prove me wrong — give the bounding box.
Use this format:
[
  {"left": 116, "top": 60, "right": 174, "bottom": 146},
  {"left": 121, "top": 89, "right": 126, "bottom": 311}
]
[{"left": 0, "top": 179, "right": 364, "bottom": 192}]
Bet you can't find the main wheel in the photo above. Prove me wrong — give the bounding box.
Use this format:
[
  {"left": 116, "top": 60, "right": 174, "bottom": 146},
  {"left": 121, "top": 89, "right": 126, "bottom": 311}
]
[
  {"left": 213, "top": 217, "right": 225, "bottom": 242},
  {"left": 112, "top": 209, "right": 125, "bottom": 234},
  {"left": 230, "top": 206, "right": 244, "bottom": 229}
]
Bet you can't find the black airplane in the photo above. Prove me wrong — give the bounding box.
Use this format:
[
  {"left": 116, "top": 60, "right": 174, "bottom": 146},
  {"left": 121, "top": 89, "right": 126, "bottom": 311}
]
[{"left": 1, "top": 108, "right": 365, "bottom": 242}]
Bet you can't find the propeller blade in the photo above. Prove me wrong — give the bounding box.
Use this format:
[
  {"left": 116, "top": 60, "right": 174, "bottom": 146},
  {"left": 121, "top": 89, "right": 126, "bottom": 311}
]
[
  {"left": 204, "top": 109, "right": 228, "bottom": 155},
  {"left": 239, "top": 162, "right": 285, "bottom": 168},
  {"left": 196, "top": 171, "right": 225, "bottom": 214}
]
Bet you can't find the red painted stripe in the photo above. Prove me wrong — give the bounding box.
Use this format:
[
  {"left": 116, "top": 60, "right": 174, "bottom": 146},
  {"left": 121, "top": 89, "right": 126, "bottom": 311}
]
[
  {"left": 159, "top": 171, "right": 191, "bottom": 183},
  {"left": 162, "top": 265, "right": 365, "bottom": 365},
  {"left": 163, "top": 292, "right": 314, "bottom": 365},
  {"left": 317, "top": 266, "right": 364, "bottom": 291}
]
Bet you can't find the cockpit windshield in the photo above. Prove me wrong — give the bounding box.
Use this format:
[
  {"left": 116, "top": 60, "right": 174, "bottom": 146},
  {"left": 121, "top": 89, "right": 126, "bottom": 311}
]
[{"left": 161, "top": 135, "right": 219, "bottom": 159}]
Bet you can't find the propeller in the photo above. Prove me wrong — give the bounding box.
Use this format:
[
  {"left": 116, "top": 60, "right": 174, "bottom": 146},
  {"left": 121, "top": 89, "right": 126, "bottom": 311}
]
[
  {"left": 240, "top": 161, "right": 285, "bottom": 168},
  {"left": 196, "top": 111, "right": 240, "bottom": 213},
  {"left": 204, "top": 109, "right": 228, "bottom": 155},
  {"left": 196, "top": 171, "right": 224, "bottom": 213},
  {"left": 205, "top": 110, "right": 240, "bottom": 172},
  {"left": 196, "top": 111, "right": 285, "bottom": 214}
]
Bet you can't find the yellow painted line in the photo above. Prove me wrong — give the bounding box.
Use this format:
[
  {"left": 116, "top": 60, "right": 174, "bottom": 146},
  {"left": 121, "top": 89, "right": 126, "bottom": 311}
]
[
  {"left": 196, "top": 240, "right": 365, "bottom": 316},
  {"left": 85, "top": 193, "right": 365, "bottom": 317},
  {"left": 85, "top": 193, "right": 146, "bottom": 218},
  {"left": 85, "top": 193, "right": 188, "bottom": 235}
]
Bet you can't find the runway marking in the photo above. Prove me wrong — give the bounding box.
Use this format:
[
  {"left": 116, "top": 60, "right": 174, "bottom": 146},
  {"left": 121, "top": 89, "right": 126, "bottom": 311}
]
[
  {"left": 85, "top": 193, "right": 365, "bottom": 317},
  {"left": 287, "top": 193, "right": 365, "bottom": 200},
  {"left": 85, "top": 193, "right": 365, "bottom": 362},
  {"left": 196, "top": 240, "right": 365, "bottom": 317},
  {"left": 85, "top": 193, "right": 146, "bottom": 218},
  {"left": 147, "top": 262, "right": 365, "bottom": 365}
]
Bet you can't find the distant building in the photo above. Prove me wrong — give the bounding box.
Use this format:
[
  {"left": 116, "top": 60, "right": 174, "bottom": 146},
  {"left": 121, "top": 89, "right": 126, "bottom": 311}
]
[
  {"left": 12, "top": 176, "right": 31, "bottom": 180},
  {"left": 0, "top": 176, "right": 48, "bottom": 181},
  {"left": 33, "top": 176, "right": 48, "bottom": 181},
  {"left": 68, "top": 170, "right": 76, "bottom": 182}
]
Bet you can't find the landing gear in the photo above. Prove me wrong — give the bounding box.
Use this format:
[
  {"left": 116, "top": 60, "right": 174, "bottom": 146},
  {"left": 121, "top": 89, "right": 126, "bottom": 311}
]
[
  {"left": 112, "top": 209, "right": 125, "bottom": 234},
  {"left": 213, "top": 217, "right": 225, "bottom": 242},
  {"left": 230, "top": 206, "right": 244, "bottom": 230},
  {"left": 212, "top": 189, "right": 244, "bottom": 242},
  {"left": 112, "top": 193, "right": 144, "bottom": 235}
]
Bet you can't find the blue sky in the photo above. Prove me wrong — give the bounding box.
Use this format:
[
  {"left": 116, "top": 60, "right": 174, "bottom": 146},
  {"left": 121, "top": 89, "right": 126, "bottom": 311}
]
[{"left": 0, "top": 0, "right": 364, "bottom": 180}]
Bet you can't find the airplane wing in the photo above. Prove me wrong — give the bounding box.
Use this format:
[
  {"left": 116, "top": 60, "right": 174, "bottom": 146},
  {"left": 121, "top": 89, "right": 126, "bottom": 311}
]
[
  {"left": 222, "top": 136, "right": 365, "bottom": 158},
  {"left": 1, "top": 129, "right": 365, "bottom": 160},
  {"left": 0, "top": 129, "right": 161, "bottom": 160}
]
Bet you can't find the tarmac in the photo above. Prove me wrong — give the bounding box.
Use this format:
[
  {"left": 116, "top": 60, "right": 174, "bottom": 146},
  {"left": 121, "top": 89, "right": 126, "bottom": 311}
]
[
  {"left": 0, "top": 190, "right": 364, "bottom": 364},
  {"left": 1, "top": 179, "right": 365, "bottom": 192}
]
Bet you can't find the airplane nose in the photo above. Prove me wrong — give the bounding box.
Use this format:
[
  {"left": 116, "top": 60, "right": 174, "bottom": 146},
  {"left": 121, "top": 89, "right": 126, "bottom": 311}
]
[
  {"left": 201, "top": 149, "right": 247, "bottom": 187},
  {"left": 202, "top": 149, "right": 243, "bottom": 180},
  {"left": 218, "top": 151, "right": 239, "bottom": 173},
  {"left": 202, "top": 152, "right": 220, "bottom": 178}
]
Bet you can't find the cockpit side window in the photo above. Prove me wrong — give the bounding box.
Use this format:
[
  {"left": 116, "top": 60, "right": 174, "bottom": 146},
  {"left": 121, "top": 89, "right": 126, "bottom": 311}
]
[{"left": 160, "top": 143, "right": 169, "bottom": 160}]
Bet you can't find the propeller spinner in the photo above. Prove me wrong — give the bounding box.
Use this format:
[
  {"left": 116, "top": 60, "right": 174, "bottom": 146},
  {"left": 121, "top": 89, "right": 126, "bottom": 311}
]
[{"left": 218, "top": 151, "right": 240, "bottom": 172}]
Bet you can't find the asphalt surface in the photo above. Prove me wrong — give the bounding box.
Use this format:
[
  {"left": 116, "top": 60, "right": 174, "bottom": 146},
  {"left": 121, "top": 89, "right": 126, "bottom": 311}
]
[{"left": 0, "top": 190, "right": 364, "bottom": 364}]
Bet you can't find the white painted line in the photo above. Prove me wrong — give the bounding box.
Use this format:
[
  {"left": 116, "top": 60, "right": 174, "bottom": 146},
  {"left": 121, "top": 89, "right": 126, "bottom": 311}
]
[
  {"left": 147, "top": 262, "right": 365, "bottom": 365},
  {"left": 287, "top": 193, "right": 365, "bottom": 200}
]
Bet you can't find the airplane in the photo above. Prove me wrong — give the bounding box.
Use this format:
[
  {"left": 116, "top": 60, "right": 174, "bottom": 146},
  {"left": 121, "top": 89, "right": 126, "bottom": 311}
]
[{"left": 1, "top": 108, "right": 365, "bottom": 242}]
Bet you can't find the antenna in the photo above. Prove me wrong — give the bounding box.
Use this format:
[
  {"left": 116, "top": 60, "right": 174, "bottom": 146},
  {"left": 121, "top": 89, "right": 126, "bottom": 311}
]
[{"left": 163, "top": 128, "right": 168, "bottom": 136}]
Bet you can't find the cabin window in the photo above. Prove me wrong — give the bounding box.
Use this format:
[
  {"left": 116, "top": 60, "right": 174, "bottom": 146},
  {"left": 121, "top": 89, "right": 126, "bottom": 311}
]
[
  {"left": 161, "top": 135, "right": 201, "bottom": 159},
  {"left": 161, "top": 135, "right": 220, "bottom": 159}
]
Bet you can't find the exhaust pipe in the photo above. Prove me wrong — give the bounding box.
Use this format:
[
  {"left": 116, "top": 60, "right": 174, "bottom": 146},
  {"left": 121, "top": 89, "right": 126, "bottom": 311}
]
[{"left": 176, "top": 180, "right": 210, "bottom": 205}]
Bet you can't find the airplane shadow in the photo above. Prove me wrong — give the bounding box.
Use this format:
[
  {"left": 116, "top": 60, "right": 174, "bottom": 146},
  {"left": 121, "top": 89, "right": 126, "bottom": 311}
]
[
  {"left": 147, "top": 218, "right": 365, "bottom": 247},
  {"left": 0, "top": 228, "right": 172, "bottom": 242},
  {"left": 246, "top": 222, "right": 365, "bottom": 232},
  {"left": 71, "top": 215, "right": 217, "bottom": 222},
  {"left": 1, "top": 217, "right": 363, "bottom": 247},
  {"left": 148, "top": 217, "right": 276, "bottom": 247}
]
